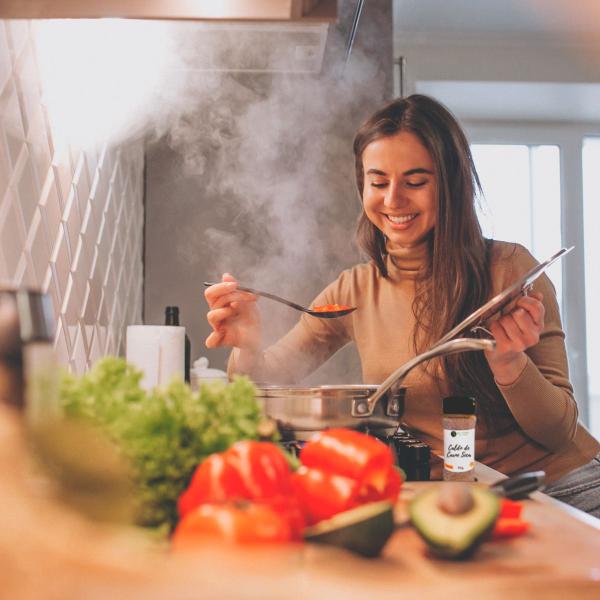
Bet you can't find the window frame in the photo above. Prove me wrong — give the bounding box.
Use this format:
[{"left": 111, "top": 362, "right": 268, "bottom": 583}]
[{"left": 464, "top": 120, "right": 600, "bottom": 427}]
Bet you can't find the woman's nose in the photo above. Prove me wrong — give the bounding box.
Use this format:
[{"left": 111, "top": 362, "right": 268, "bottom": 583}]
[{"left": 384, "top": 180, "right": 408, "bottom": 208}]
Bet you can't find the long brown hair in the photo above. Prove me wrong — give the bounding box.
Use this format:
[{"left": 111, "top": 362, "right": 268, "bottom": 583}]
[{"left": 353, "top": 94, "right": 511, "bottom": 430}]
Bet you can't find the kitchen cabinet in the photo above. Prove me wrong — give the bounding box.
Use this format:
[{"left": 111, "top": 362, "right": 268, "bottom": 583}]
[{"left": 0, "top": 0, "right": 337, "bottom": 21}]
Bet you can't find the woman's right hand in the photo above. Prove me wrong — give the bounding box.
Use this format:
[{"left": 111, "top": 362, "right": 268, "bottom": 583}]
[{"left": 204, "top": 273, "right": 261, "bottom": 352}]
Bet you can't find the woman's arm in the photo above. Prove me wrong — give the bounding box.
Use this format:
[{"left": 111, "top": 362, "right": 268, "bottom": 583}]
[{"left": 486, "top": 246, "right": 578, "bottom": 451}]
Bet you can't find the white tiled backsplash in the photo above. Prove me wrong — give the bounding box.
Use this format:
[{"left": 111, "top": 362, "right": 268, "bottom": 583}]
[{"left": 0, "top": 20, "right": 144, "bottom": 373}]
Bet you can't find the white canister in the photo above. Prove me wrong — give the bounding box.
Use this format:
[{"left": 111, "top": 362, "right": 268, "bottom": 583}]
[{"left": 190, "top": 357, "right": 227, "bottom": 390}]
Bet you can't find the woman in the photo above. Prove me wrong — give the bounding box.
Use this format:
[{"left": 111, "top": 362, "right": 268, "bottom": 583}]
[{"left": 204, "top": 94, "right": 600, "bottom": 517}]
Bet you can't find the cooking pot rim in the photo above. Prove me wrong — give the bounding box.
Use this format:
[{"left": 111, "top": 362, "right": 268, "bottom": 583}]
[{"left": 255, "top": 384, "right": 410, "bottom": 391}]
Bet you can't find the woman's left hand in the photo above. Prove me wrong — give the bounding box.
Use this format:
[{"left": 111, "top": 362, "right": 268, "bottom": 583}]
[{"left": 484, "top": 291, "right": 545, "bottom": 386}]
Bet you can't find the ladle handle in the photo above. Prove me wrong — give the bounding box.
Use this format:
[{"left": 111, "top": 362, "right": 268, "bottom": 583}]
[{"left": 351, "top": 337, "right": 496, "bottom": 417}]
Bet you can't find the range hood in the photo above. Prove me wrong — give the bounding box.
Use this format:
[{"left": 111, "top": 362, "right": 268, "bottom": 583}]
[
  {"left": 0, "top": 0, "right": 337, "bottom": 21},
  {"left": 1, "top": 1, "right": 340, "bottom": 74}
]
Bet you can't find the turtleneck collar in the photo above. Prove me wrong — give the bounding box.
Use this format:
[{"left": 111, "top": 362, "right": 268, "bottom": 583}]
[{"left": 384, "top": 238, "right": 430, "bottom": 280}]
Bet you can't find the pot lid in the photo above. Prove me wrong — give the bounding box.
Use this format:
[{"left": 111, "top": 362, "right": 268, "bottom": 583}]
[{"left": 434, "top": 246, "right": 573, "bottom": 346}]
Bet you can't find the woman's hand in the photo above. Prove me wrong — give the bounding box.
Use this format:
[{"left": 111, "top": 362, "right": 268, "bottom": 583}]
[
  {"left": 484, "top": 291, "right": 545, "bottom": 386},
  {"left": 204, "top": 273, "right": 261, "bottom": 353}
]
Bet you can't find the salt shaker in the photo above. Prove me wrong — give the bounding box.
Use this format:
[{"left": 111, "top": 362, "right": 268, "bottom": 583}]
[{"left": 443, "top": 396, "right": 476, "bottom": 481}]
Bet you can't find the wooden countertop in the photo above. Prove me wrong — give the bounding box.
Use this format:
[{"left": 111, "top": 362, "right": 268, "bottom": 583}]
[
  {"left": 375, "top": 482, "right": 600, "bottom": 598},
  {"left": 1, "top": 403, "right": 599, "bottom": 599},
  {"left": 172, "top": 474, "right": 600, "bottom": 600},
  {"left": 163, "top": 464, "right": 600, "bottom": 599}
]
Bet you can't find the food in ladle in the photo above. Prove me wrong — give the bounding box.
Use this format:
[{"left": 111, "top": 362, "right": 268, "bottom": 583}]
[{"left": 311, "top": 303, "right": 352, "bottom": 313}]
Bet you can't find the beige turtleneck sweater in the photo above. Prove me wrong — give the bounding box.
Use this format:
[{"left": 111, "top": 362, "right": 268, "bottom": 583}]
[{"left": 228, "top": 240, "right": 599, "bottom": 483}]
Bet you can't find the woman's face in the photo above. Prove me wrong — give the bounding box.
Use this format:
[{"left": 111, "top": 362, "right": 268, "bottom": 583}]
[{"left": 362, "top": 131, "right": 437, "bottom": 248}]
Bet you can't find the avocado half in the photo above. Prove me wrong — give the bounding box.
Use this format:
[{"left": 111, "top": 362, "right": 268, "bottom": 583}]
[
  {"left": 304, "top": 500, "right": 395, "bottom": 558},
  {"left": 409, "top": 486, "right": 500, "bottom": 560}
]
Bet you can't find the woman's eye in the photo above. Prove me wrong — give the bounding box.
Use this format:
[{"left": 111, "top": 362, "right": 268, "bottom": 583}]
[
  {"left": 371, "top": 182, "right": 388, "bottom": 189},
  {"left": 406, "top": 180, "right": 427, "bottom": 188}
]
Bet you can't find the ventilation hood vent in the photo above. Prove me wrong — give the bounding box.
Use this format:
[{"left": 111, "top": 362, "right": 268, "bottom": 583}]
[
  {"left": 0, "top": 0, "right": 336, "bottom": 22},
  {"left": 172, "top": 22, "right": 328, "bottom": 73}
]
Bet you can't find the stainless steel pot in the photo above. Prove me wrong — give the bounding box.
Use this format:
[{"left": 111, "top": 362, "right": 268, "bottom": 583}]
[
  {"left": 256, "top": 384, "right": 403, "bottom": 436},
  {"left": 256, "top": 337, "right": 495, "bottom": 437}
]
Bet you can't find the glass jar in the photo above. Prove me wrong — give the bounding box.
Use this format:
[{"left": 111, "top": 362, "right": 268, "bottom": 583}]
[{"left": 443, "top": 396, "right": 476, "bottom": 482}]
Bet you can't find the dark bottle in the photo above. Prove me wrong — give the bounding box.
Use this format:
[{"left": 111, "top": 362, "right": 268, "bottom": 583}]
[{"left": 165, "top": 306, "right": 191, "bottom": 383}]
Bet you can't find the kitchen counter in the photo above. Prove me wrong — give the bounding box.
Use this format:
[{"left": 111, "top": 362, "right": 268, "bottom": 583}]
[
  {"left": 166, "top": 471, "right": 600, "bottom": 599},
  {"left": 1, "top": 402, "right": 598, "bottom": 600}
]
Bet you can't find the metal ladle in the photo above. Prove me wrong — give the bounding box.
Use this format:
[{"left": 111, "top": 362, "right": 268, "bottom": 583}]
[{"left": 203, "top": 282, "right": 357, "bottom": 319}]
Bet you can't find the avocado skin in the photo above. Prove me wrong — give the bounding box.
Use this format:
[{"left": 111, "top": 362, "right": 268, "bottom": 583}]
[
  {"left": 409, "top": 487, "right": 500, "bottom": 560},
  {"left": 419, "top": 521, "right": 496, "bottom": 560},
  {"left": 305, "top": 501, "right": 395, "bottom": 558}
]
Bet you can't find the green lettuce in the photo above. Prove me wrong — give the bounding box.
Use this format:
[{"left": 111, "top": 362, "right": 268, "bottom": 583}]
[{"left": 59, "top": 356, "right": 265, "bottom": 532}]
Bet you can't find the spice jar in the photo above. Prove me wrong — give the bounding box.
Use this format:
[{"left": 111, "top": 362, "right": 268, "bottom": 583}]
[{"left": 443, "top": 396, "right": 476, "bottom": 482}]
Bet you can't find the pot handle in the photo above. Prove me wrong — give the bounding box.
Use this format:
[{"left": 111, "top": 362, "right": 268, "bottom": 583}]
[{"left": 351, "top": 337, "right": 496, "bottom": 417}]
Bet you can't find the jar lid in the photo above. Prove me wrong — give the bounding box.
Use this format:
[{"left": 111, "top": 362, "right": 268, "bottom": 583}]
[
  {"left": 192, "top": 357, "right": 227, "bottom": 381},
  {"left": 443, "top": 395, "right": 476, "bottom": 415}
]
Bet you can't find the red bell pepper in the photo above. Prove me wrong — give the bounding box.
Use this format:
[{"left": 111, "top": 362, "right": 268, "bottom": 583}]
[
  {"left": 499, "top": 498, "right": 523, "bottom": 519},
  {"left": 291, "top": 466, "right": 360, "bottom": 525},
  {"left": 264, "top": 494, "right": 306, "bottom": 541},
  {"left": 491, "top": 517, "right": 530, "bottom": 539},
  {"left": 225, "top": 440, "right": 294, "bottom": 499},
  {"left": 178, "top": 452, "right": 246, "bottom": 518},
  {"left": 300, "top": 429, "right": 394, "bottom": 493},
  {"left": 177, "top": 441, "right": 304, "bottom": 537},
  {"left": 179, "top": 441, "right": 294, "bottom": 517},
  {"left": 172, "top": 502, "right": 293, "bottom": 550},
  {"left": 357, "top": 465, "right": 403, "bottom": 505}
]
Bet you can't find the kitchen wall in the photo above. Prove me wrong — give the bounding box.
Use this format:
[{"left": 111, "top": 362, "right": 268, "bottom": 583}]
[
  {"left": 144, "top": 0, "right": 394, "bottom": 383},
  {"left": 0, "top": 20, "right": 144, "bottom": 373}
]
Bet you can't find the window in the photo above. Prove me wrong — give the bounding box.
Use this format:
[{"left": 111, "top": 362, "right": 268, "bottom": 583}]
[
  {"left": 583, "top": 138, "right": 600, "bottom": 432},
  {"left": 471, "top": 144, "right": 563, "bottom": 308}
]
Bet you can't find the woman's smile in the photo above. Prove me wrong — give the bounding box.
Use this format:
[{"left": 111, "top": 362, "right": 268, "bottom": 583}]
[{"left": 385, "top": 212, "right": 419, "bottom": 227}]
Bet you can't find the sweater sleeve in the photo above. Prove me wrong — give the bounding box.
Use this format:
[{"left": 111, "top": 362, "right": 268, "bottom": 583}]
[
  {"left": 227, "top": 271, "right": 353, "bottom": 384},
  {"left": 494, "top": 244, "right": 578, "bottom": 451}
]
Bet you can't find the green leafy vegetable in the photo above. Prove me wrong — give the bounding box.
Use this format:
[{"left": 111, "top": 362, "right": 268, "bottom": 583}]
[{"left": 59, "top": 357, "right": 267, "bottom": 532}]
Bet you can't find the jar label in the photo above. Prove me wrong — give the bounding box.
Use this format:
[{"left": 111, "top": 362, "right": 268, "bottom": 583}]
[{"left": 443, "top": 428, "right": 475, "bottom": 472}]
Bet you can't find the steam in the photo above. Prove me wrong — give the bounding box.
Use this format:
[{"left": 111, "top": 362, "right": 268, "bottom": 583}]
[
  {"left": 33, "top": 19, "right": 173, "bottom": 152},
  {"left": 32, "top": 14, "right": 390, "bottom": 377}
]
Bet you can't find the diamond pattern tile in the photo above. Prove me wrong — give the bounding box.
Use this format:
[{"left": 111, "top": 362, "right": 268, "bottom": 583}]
[
  {"left": 26, "top": 207, "right": 50, "bottom": 283},
  {"left": 0, "top": 126, "right": 11, "bottom": 201},
  {"left": 16, "top": 148, "right": 40, "bottom": 232},
  {"left": 0, "top": 19, "right": 145, "bottom": 374},
  {"left": 1, "top": 78, "right": 26, "bottom": 168},
  {"left": 53, "top": 319, "right": 70, "bottom": 366},
  {"left": 27, "top": 110, "right": 52, "bottom": 187},
  {"left": 0, "top": 188, "right": 26, "bottom": 279},
  {"left": 39, "top": 171, "right": 62, "bottom": 250},
  {"left": 50, "top": 226, "right": 70, "bottom": 302},
  {"left": 0, "top": 23, "right": 10, "bottom": 92}
]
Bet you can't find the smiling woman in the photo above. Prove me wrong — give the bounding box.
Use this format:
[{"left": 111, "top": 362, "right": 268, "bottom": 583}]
[{"left": 205, "top": 94, "right": 600, "bottom": 518}]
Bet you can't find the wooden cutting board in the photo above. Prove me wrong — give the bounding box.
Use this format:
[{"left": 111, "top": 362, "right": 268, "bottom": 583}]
[{"left": 293, "top": 481, "right": 600, "bottom": 599}]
